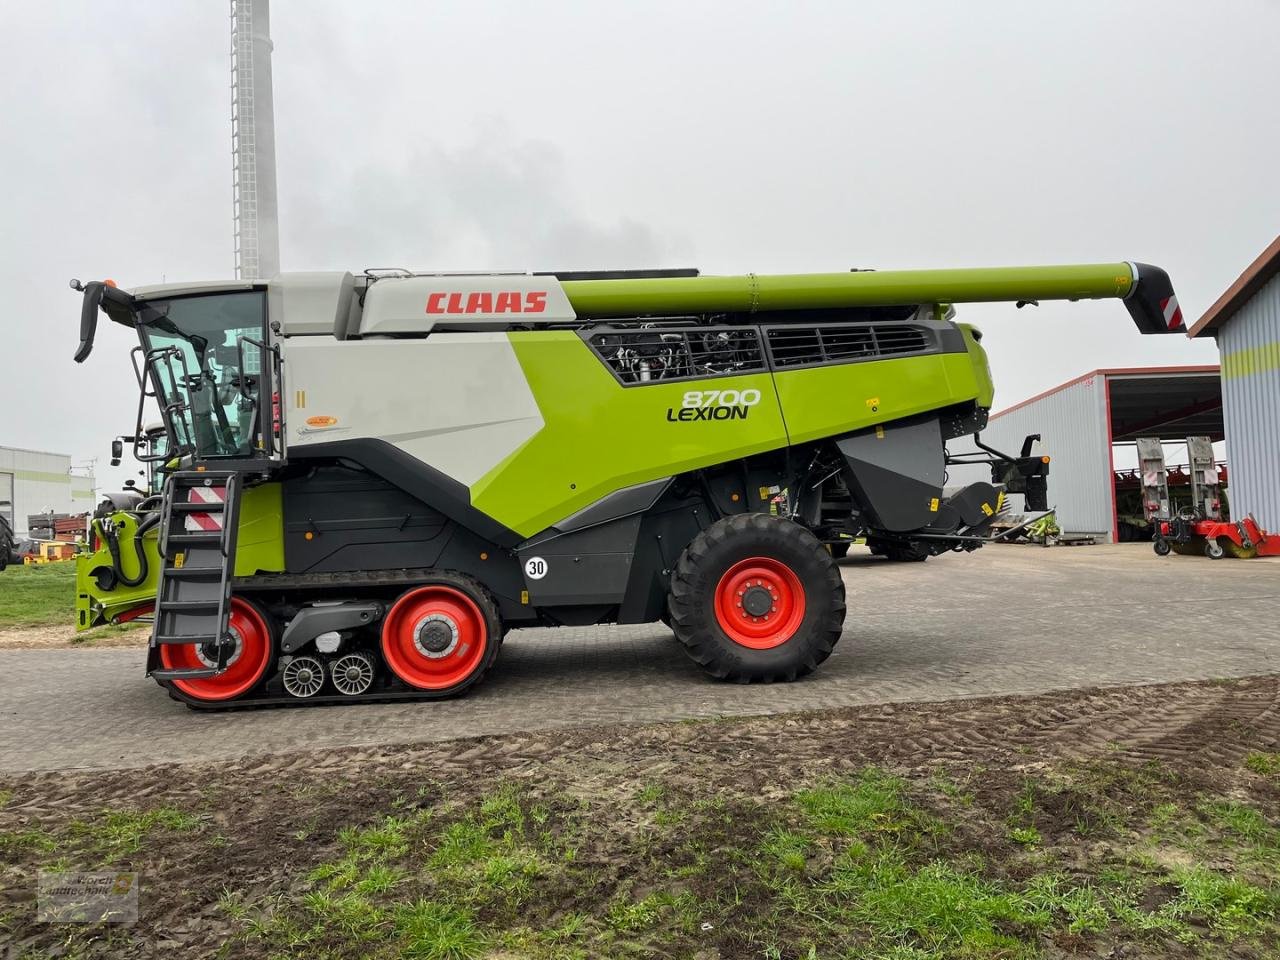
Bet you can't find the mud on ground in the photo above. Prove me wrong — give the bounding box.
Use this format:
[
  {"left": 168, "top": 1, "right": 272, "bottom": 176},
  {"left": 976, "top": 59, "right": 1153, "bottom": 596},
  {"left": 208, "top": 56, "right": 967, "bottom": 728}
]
[
  {"left": 0, "top": 624, "right": 147, "bottom": 651},
  {"left": 3, "top": 675, "right": 1280, "bottom": 959}
]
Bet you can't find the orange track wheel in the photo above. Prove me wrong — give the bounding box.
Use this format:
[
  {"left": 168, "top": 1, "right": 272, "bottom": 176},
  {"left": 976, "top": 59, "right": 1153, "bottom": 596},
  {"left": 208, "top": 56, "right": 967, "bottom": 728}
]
[
  {"left": 713, "top": 556, "right": 806, "bottom": 649},
  {"left": 380, "top": 585, "right": 490, "bottom": 691},
  {"left": 158, "top": 596, "right": 272, "bottom": 702}
]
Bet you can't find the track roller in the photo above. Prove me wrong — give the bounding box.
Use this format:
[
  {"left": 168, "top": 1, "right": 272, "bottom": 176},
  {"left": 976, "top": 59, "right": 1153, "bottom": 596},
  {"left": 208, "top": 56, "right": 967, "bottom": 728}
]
[
  {"left": 330, "top": 651, "right": 376, "bottom": 696},
  {"left": 282, "top": 655, "right": 325, "bottom": 698}
]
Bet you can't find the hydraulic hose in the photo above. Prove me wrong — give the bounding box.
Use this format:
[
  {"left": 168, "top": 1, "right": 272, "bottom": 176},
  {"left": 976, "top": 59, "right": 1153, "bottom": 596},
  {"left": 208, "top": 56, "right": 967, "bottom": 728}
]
[{"left": 96, "top": 510, "right": 161, "bottom": 588}]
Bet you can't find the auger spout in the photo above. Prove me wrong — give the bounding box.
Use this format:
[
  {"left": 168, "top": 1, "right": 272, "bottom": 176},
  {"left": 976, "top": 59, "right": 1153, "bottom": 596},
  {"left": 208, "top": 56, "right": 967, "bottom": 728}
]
[{"left": 560, "top": 261, "right": 1184, "bottom": 334}]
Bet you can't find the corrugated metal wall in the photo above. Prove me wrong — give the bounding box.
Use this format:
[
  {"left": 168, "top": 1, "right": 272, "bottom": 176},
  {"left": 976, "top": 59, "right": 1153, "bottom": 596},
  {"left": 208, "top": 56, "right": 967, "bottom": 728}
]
[
  {"left": 1218, "top": 272, "right": 1280, "bottom": 529},
  {"left": 948, "top": 375, "right": 1113, "bottom": 537},
  {"left": 0, "top": 447, "right": 89, "bottom": 537}
]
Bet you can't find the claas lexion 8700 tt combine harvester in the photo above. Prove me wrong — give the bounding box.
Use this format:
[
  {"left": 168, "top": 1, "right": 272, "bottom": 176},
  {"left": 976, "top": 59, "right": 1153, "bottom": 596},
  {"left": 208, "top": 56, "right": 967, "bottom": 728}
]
[{"left": 71, "top": 261, "right": 1184, "bottom": 708}]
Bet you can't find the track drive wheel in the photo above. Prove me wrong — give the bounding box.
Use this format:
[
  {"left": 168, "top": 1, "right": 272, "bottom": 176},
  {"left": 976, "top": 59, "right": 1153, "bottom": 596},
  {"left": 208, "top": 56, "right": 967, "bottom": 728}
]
[
  {"left": 158, "top": 596, "right": 273, "bottom": 703},
  {"left": 380, "top": 573, "right": 501, "bottom": 695},
  {"left": 668, "top": 513, "right": 844, "bottom": 682}
]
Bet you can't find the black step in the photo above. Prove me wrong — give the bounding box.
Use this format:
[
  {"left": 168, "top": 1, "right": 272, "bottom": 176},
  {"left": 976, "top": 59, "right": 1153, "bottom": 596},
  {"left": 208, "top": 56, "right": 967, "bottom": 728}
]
[
  {"left": 160, "top": 600, "right": 222, "bottom": 613},
  {"left": 165, "top": 567, "right": 224, "bottom": 580},
  {"left": 151, "top": 666, "right": 223, "bottom": 681},
  {"left": 152, "top": 633, "right": 224, "bottom": 645},
  {"left": 166, "top": 533, "right": 225, "bottom": 547}
]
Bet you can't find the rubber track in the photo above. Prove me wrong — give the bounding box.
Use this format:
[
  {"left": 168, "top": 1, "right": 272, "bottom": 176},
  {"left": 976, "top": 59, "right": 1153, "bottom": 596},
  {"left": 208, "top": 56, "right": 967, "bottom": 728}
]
[{"left": 165, "top": 569, "right": 504, "bottom": 711}]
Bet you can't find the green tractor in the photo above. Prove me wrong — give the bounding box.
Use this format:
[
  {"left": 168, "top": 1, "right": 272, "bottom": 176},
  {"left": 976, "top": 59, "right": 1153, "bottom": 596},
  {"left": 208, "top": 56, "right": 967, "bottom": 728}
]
[{"left": 71, "top": 262, "right": 1184, "bottom": 707}]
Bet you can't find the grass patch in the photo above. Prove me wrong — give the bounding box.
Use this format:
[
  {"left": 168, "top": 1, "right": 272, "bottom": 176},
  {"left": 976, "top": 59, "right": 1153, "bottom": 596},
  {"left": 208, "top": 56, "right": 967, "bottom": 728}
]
[
  {"left": 1246, "top": 751, "right": 1280, "bottom": 778},
  {"left": 0, "top": 827, "right": 57, "bottom": 854},
  {"left": 0, "top": 562, "right": 76, "bottom": 629},
  {"left": 155, "top": 763, "right": 1280, "bottom": 958},
  {"left": 69, "top": 806, "right": 202, "bottom": 860}
]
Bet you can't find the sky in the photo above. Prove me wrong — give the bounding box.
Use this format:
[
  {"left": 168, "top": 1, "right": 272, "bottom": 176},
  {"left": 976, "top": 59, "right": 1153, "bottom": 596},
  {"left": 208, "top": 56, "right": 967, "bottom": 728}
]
[{"left": 1, "top": 0, "right": 1276, "bottom": 493}]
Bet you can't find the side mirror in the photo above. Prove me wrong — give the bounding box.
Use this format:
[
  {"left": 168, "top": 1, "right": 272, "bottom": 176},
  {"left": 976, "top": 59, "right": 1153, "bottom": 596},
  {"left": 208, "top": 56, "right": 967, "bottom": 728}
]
[
  {"left": 110, "top": 439, "right": 124, "bottom": 466},
  {"left": 74, "top": 281, "right": 106, "bottom": 364}
]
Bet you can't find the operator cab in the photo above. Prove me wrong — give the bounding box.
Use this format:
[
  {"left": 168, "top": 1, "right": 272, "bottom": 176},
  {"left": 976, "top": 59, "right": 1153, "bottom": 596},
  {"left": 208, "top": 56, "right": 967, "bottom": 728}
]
[{"left": 72, "top": 279, "right": 281, "bottom": 470}]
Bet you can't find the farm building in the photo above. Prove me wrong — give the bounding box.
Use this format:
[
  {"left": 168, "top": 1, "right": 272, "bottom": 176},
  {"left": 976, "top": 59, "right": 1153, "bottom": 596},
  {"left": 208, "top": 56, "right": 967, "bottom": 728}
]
[
  {"left": 0, "top": 446, "right": 96, "bottom": 537},
  {"left": 1187, "top": 235, "right": 1280, "bottom": 533},
  {"left": 949, "top": 366, "right": 1223, "bottom": 541}
]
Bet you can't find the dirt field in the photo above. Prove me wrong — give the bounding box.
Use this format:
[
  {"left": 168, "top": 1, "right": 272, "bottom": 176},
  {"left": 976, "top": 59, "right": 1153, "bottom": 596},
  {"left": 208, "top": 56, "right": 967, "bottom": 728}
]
[{"left": 3, "top": 674, "right": 1279, "bottom": 959}]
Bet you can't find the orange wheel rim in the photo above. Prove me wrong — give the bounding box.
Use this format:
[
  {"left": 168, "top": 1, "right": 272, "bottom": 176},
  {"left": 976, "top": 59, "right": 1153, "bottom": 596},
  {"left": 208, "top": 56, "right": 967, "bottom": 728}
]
[
  {"left": 713, "top": 556, "right": 806, "bottom": 649},
  {"left": 159, "top": 596, "right": 271, "bottom": 701},
  {"left": 381, "top": 586, "right": 488, "bottom": 690}
]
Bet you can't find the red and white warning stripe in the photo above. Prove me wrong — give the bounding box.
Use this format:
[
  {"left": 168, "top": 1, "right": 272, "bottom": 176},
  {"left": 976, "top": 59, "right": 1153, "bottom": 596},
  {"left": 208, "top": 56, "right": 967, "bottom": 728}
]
[
  {"left": 185, "top": 486, "right": 226, "bottom": 532},
  {"left": 1161, "top": 295, "right": 1184, "bottom": 331}
]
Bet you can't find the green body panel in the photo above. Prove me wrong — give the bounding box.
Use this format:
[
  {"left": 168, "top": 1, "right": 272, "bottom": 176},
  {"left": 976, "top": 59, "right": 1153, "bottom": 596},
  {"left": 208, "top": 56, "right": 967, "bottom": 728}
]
[
  {"left": 956, "top": 323, "right": 995, "bottom": 409},
  {"left": 76, "top": 482, "right": 285, "bottom": 630},
  {"left": 234, "top": 482, "right": 286, "bottom": 575},
  {"left": 470, "top": 332, "right": 789, "bottom": 536},
  {"left": 560, "top": 263, "right": 1134, "bottom": 317},
  {"left": 773, "top": 353, "right": 981, "bottom": 445},
  {"left": 472, "top": 329, "right": 994, "bottom": 537}
]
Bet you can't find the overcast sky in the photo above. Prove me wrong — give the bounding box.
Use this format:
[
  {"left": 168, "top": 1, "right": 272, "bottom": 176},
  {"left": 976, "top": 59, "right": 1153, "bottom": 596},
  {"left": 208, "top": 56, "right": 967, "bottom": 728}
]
[{"left": 2, "top": 1, "right": 1276, "bottom": 491}]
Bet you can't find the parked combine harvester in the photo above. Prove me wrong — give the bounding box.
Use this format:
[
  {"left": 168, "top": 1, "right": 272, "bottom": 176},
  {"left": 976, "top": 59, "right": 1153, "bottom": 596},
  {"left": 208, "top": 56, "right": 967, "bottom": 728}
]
[{"left": 72, "top": 262, "right": 1184, "bottom": 708}]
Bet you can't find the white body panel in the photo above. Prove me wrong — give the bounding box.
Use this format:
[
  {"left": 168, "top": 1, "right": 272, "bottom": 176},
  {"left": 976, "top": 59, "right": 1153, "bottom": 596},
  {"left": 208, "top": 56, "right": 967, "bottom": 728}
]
[
  {"left": 284, "top": 334, "right": 544, "bottom": 487},
  {"left": 359, "top": 275, "right": 575, "bottom": 336},
  {"left": 269, "top": 271, "right": 355, "bottom": 337}
]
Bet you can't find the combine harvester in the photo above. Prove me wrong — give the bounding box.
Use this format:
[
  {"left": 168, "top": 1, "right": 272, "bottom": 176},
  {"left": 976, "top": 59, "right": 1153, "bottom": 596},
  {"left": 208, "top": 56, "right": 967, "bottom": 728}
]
[{"left": 72, "top": 262, "right": 1184, "bottom": 707}]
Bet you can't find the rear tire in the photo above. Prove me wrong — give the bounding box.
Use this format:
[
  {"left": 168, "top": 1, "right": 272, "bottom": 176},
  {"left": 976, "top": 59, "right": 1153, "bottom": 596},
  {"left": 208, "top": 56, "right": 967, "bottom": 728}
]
[{"left": 668, "top": 514, "right": 844, "bottom": 682}]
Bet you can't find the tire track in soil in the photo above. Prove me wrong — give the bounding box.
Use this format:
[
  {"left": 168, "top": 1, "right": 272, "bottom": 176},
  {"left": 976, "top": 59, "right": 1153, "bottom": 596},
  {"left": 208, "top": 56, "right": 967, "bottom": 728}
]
[{"left": 5, "top": 676, "right": 1280, "bottom": 821}]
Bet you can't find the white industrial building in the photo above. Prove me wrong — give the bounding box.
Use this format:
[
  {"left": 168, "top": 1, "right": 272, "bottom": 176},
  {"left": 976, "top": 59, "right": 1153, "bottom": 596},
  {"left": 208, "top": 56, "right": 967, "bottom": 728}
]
[
  {"left": 1188, "top": 235, "right": 1280, "bottom": 533},
  {"left": 0, "top": 447, "right": 96, "bottom": 537},
  {"left": 951, "top": 366, "right": 1223, "bottom": 541}
]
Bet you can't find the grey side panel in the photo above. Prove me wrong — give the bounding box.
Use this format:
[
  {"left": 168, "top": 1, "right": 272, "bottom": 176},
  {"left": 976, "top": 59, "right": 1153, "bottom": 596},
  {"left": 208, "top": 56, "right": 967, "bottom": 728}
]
[
  {"left": 517, "top": 515, "right": 642, "bottom": 606},
  {"left": 837, "top": 415, "right": 945, "bottom": 532},
  {"left": 547, "top": 477, "right": 673, "bottom": 536}
]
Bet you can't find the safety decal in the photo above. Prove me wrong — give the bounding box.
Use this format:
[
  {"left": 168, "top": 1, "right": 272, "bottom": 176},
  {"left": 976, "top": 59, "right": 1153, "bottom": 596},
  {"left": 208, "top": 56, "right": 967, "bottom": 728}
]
[{"left": 185, "top": 486, "right": 226, "bottom": 532}]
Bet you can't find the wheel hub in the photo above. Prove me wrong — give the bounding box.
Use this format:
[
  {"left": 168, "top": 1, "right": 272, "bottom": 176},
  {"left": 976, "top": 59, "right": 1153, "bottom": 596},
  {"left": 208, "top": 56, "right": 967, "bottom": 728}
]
[
  {"left": 741, "top": 585, "right": 775, "bottom": 617},
  {"left": 196, "top": 626, "right": 243, "bottom": 669},
  {"left": 413, "top": 614, "right": 459, "bottom": 659}
]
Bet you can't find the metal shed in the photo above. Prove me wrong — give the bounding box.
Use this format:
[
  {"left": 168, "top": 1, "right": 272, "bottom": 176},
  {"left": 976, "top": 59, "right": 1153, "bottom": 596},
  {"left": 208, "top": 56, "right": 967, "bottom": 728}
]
[
  {"left": 949, "top": 366, "right": 1222, "bottom": 541},
  {"left": 1188, "top": 235, "right": 1280, "bottom": 531}
]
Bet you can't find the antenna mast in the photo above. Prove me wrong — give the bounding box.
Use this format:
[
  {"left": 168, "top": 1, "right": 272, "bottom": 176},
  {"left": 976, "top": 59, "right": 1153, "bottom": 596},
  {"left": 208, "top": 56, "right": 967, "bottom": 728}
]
[{"left": 231, "top": 0, "right": 281, "bottom": 280}]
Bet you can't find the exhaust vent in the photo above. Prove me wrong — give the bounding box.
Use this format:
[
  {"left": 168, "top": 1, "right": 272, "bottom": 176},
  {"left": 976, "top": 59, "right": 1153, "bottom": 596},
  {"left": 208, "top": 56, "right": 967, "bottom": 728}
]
[{"left": 766, "top": 323, "right": 931, "bottom": 368}]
